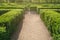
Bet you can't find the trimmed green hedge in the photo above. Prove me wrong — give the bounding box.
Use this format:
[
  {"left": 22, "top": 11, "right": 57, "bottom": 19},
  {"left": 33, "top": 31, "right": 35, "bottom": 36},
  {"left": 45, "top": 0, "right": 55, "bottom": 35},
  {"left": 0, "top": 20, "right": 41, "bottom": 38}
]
[
  {"left": 0, "top": 3, "right": 27, "bottom": 9},
  {"left": 0, "top": 5, "right": 26, "bottom": 9},
  {"left": 39, "top": 9, "right": 60, "bottom": 40},
  {"left": 41, "top": 4, "right": 60, "bottom": 8},
  {"left": 0, "top": 9, "right": 24, "bottom": 40}
]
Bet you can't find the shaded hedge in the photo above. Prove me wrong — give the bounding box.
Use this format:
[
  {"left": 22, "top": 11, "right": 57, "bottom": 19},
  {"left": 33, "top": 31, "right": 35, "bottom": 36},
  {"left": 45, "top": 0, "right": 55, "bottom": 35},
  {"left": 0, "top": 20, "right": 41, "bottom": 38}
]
[{"left": 0, "top": 9, "right": 9, "bottom": 16}]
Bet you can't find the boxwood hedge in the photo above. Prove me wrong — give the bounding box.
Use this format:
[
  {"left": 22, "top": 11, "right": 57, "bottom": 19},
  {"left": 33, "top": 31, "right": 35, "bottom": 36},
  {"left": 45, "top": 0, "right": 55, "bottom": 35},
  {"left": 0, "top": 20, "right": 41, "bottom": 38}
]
[
  {"left": 39, "top": 9, "right": 60, "bottom": 40},
  {"left": 0, "top": 9, "right": 24, "bottom": 40}
]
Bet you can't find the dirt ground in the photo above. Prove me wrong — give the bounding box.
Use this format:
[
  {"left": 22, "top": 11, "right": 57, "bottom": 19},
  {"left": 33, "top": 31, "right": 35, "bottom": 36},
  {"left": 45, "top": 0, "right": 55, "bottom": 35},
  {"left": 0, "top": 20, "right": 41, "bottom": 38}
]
[{"left": 11, "top": 11, "right": 52, "bottom": 40}]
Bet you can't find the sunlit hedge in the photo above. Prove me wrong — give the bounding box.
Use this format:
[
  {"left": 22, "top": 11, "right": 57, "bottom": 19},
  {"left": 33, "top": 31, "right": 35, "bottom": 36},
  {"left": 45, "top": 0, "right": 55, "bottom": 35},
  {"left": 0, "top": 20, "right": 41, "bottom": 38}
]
[
  {"left": 0, "top": 9, "right": 24, "bottom": 40},
  {"left": 39, "top": 9, "right": 60, "bottom": 40}
]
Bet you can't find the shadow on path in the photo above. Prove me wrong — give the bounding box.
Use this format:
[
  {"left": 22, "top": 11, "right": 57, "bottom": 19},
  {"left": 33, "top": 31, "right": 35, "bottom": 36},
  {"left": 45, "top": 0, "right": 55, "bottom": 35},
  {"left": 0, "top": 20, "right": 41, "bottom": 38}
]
[{"left": 11, "top": 16, "right": 24, "bottom": 40}]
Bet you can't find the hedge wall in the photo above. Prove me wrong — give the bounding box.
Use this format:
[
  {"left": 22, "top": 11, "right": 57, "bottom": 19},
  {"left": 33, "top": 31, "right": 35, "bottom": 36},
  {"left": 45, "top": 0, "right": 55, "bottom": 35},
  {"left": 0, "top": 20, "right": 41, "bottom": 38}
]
[
  {"left": 0, "top": 9, "right": 24, "bottom": 40},
  {"left": 0, "top": 5, "right": 26, "bottom": 9},
  {"left": 39, "top": 9, "right": 60, "bottom": 40},
  {"left": 0, "top": 3, "right": 27, "bottom": 9}
]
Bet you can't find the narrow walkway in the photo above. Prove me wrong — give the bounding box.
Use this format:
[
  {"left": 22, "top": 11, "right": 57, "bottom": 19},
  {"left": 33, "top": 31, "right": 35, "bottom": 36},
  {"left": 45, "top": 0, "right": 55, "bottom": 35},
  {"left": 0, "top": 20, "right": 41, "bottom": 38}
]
[{"left": 17, "top": 11, "right": 52, "bottom": 40}]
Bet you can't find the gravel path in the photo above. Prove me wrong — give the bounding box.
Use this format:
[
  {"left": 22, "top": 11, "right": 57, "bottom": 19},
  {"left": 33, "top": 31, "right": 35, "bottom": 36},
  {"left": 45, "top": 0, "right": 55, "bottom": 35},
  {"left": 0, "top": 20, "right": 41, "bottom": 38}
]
[
  {"left": 11, "top": 11, "right": 52, "bottom": 40},
  {"left": 17, "top": 11, "right": 52, "bottom": 40}
]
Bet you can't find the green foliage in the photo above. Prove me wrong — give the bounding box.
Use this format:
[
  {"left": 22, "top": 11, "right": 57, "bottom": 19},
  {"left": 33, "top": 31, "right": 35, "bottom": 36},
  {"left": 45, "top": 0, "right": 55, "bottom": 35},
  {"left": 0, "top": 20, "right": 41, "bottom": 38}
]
[
  {"left": 39, "top": 9, "right": 60, "bottom": 40},
  {"left": 0, "top": 9, "right": 9, "bottom": 15},
  {"left": 0, "top": 9, "right": 24, "bottom": 40},
  {"left": 41, "top": 4, "right": 60, "bottom": 8},
  {"left": 0, "top": 3, "right": 26, "bottom": 9},
  {"left": 0, "top": 27, "right": 6, "bottom": 32}
]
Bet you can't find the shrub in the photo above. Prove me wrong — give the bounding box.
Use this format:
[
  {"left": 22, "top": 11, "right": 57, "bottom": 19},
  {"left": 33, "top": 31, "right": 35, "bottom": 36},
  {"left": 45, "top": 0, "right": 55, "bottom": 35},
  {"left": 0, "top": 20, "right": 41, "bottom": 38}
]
[
  {"left": 0, "top": 9, "right": 24, "bottom": 40},
  {"left": 39, "top": 9, "right": 60, "bottom": 40}
]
